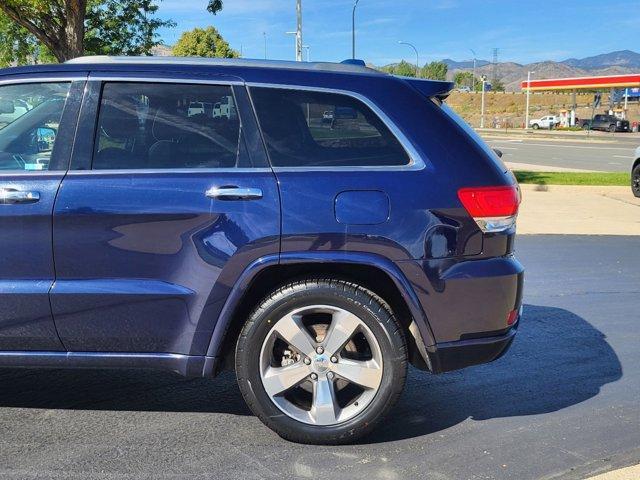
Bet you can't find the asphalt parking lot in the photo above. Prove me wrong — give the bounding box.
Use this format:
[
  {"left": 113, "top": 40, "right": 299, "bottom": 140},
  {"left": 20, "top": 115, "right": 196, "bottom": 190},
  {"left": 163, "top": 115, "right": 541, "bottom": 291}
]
[
  {"left": 484, "top": 134, "right": 638, "bottom": 172},
  {"left": 0, "top": 235, "right": 638, "bottom": 480}
]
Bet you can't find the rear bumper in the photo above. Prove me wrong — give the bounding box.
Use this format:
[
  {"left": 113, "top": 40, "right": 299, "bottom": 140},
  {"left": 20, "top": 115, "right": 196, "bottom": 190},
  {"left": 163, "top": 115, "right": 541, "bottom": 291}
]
[{"left": 426, "top": 320, "right": 519, "bottom": 373}]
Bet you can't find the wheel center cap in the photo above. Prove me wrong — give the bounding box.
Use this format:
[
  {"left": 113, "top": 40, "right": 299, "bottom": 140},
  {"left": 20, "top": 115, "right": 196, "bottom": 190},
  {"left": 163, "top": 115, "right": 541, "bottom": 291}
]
[{"left": 312, "top": 354, "right": 330, "bottom": 373}]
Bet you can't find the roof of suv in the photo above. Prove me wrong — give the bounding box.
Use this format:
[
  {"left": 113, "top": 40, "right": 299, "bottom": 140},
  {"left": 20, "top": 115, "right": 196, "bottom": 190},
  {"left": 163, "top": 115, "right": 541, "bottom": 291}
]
[{"left": 0, "top": 56, "right": 454, "bottom": 99}]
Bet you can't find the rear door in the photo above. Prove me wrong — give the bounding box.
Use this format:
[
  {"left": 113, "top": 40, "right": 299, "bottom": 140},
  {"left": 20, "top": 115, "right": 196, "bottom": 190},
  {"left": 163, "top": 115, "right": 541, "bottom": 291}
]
[
  {"left": 50, "top": 74, "right": 279, "bottom": 355},
  {"left": 0, "top": 76, "right": 84, "bottom": 350}
]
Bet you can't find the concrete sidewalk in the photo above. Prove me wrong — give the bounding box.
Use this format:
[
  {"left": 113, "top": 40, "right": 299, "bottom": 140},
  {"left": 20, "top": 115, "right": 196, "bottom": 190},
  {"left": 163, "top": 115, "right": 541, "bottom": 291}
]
[
  {"left": 586, "top": 464, "right": 640, "bottom": 480},
  {"left": 517, "top": 184, "right": 640, "bottom": 235}
]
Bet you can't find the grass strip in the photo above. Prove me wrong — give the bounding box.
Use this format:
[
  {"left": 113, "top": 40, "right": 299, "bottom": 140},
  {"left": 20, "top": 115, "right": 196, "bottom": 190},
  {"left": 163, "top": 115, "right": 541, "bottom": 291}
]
[{"left": 514, "top": 171, "right": 630, "bottom": 186}]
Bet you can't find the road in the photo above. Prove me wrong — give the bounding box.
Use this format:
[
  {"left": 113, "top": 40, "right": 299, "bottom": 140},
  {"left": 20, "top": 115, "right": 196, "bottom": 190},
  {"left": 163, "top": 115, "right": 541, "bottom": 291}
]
[
  {"left": 0, "top": 236, "right": 638, "bottom": 480},
  {"left": 483, "top": 135, "right": 638, "bottom": 172}
]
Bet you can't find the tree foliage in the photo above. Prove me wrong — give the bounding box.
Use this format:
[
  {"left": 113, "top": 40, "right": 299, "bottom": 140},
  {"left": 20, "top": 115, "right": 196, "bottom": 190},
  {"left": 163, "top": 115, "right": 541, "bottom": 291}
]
[
  {"left": 421, "top": 61, "right": 448, "bottom": 81},
  {"left": 206, "top": 0, "right": 223, "bottom": 14},
  {"left": 0, "top": 0, "right": 87, "bottom": 62},
  {"left": 173, "top": 26, "right": 238, "bottom": 58},
  {"left": 491, "top": 78, "right": 506, "bottom": 92},
  {"left": 453, "top": 71, "right": 475, "bottom": 88},
  {"left": 382, "top": 60, "right": 417, "bottom": 77},
  {"left": 84, "top": 0, "right": 175, "bottom": 56},
  {"left": 0, "top": 0, "right": 208, "bottom": 64}
]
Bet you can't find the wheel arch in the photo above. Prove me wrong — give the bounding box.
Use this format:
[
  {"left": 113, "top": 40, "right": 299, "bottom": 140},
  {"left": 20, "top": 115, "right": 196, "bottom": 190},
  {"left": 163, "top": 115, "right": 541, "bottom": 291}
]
[{"left": 202, "top": 252, "right": 436, "bottom": 377}]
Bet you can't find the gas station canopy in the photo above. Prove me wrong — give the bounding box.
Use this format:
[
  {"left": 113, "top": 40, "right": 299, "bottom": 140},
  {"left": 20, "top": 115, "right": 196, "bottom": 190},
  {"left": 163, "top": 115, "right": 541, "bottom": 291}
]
[{"left": 521, "top": 74, "right": 640, "bottom": 91}]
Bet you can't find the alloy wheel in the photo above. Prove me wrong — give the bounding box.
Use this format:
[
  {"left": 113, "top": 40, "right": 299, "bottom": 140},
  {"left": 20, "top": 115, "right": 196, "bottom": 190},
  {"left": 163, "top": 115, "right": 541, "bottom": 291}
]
[{"left": 259, "top": 304, "right": 383, "bottom": 426}]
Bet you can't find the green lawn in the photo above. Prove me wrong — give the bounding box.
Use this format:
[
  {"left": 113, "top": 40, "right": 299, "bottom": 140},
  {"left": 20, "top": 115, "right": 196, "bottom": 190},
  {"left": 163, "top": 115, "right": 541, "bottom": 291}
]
[{"left": 514, "top": 171, "right": 631, "bottom": 186}]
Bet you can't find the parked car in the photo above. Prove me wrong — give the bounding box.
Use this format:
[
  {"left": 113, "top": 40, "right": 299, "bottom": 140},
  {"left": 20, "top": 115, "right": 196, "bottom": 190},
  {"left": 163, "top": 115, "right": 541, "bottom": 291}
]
[
  {"left": 321, "top": 110, "right": 335, "bottom": 123},
  {"left": 633, "top": 146, "right": 640, "bottom": 197},
  {"left": 529, "top": 115, "right": 559, "bottom": 129},
  {"left": 581, "top": 114, "right": 630, "bottom": 133},
  {"left": 0, "top": 56, "right": 523, "bottom": 444}
]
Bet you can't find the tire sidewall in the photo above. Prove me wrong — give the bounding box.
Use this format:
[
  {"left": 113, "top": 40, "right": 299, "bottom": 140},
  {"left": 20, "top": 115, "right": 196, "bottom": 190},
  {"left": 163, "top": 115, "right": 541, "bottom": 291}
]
[{"left": 236, "top": 282, "right": 405, "bottom": 443}]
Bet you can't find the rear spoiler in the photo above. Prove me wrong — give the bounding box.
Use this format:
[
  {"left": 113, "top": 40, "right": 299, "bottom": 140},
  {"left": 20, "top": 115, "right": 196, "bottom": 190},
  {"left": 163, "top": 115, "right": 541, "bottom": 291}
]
[{"left": 400, "top": 77, "right": 454, "bottom": 101}]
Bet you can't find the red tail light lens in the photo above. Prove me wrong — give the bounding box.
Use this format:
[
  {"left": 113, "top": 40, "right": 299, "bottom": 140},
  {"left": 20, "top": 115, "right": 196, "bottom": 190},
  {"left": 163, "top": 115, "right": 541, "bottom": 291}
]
[{"left": 457, "top": 185, "right": 520, "bottom": 217}]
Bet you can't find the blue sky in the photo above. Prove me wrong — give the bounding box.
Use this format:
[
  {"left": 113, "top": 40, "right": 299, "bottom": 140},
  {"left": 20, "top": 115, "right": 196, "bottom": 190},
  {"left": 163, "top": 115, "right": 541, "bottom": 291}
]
[{"left": 157, "top": 0, "right": 638, "bottom": 66}]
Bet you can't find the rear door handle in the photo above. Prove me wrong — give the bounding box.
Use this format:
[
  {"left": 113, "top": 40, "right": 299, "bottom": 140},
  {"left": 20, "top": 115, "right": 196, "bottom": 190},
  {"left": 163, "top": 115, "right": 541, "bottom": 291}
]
[
  {"left": 0, "top": 188, "right": 40, "bottom": 204},
  {"left": 206, "top": 186, "right": 263, "bottom": 200}
]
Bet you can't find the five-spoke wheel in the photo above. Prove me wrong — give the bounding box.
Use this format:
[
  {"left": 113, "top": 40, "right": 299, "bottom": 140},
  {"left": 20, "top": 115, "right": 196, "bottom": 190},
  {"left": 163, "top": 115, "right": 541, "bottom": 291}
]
[{"left": 235, "top": 279, "right": 407, "bottom": 444}]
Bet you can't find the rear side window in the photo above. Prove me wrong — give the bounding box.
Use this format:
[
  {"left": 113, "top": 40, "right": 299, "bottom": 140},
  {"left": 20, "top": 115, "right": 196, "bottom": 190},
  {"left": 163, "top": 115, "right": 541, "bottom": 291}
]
[
  {"left": 93, "top": 82, "right": 253, "bottom": 170},
  {"left": 250, "top": 87, "right": 410, "bottom": 168},
  {"left": 0, "top": 82, "right": 70, "bottom": 171}
]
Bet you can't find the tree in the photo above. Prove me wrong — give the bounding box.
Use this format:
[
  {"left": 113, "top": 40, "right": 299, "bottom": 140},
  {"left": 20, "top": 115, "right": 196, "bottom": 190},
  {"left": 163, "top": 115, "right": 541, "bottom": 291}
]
[
  {"left": 421, "top": 61, "right": 448, "bottom": 81},
  {"left": 382, "top": 60, "right": 417, "bottom": 77},
  {"left": 454, "top": 71, "right": 475, "bottom": 88},
  {"left": 491, "top": 78, "right": 506, "bottom": 92},
  {"left": 173, "top": 26, "right": 238, "bottom": 58},
  {"left": 0, "top": 0, "right": 88, "bottom": 62},
  {"left": 0, "top": 0, "right": 179, "bottom": 64}
]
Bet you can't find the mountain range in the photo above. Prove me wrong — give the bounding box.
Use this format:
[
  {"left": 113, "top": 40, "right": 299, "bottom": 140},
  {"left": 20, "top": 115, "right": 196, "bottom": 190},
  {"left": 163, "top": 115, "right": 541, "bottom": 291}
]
[{"left": 442, "top": 50, "right": 640, "bottom": 91}]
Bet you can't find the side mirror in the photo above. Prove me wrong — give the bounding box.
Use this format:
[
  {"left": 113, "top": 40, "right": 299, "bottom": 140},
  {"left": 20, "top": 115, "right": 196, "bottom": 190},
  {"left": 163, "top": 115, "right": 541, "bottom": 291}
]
[
  {"left": 493, "top": 148, "right": 503, "bottom": 158},
  {"left": 0, "top": 99, "right": 15, "bottom": 114}
]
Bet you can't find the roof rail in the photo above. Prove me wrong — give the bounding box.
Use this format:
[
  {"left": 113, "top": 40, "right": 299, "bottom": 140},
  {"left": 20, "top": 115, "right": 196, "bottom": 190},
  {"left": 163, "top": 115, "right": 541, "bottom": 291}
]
[{"left": 65, "top": 56, "right": 384, "bottom": 75}]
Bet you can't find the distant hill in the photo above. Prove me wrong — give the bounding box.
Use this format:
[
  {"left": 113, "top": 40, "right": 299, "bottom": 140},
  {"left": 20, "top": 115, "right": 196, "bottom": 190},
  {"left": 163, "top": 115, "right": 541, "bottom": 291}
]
[
  {"left": 442, "top": 50, "right": 640, "bottom": 91},
  {"left": 562, "top": 50, "right": 640, "bottom": 69},
  {"left": 442, "top": 58, "right": 491, "bottom": 69}
]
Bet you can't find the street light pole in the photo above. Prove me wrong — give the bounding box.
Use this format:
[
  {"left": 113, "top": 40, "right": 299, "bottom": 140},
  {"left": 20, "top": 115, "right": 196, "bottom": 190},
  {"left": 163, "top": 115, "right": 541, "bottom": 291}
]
[
  {"left": 480, "top": 75, "right": 486, "bottom": 128},
  {"left": 399, "top": 41, "right": 420, "bottom": 77},
  {"left": 469, "top": 48, "right": 477, "bottom": 91},
  {"left": 352, "top": 0, "right": 360, "bottom": 59},
  {"left": 525, "top": 70, "right": 534, "bottom": 129}
]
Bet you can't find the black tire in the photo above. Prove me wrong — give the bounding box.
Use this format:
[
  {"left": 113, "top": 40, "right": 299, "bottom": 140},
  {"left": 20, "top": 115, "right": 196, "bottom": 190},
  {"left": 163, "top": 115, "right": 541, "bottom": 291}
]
[
  {"left": 235, "top": 278, "right": 407, "bottom": 444},
  {"left": 632, "top": 163, "right": 640, "bottom": 198},
  {"left": 582, "top": 124, "right": 590, "bottom": 130},
  {"left": 609, "top": 125, "right": 616, "bottom": 133},
  {"left": 531, "top": 123, "right": 539, "bottom": 130}
]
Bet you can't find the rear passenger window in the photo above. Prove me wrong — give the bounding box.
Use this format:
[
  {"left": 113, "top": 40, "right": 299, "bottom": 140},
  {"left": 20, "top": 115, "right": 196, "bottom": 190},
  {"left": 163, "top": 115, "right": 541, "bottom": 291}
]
[
  {"left": 251, "top": 87, "right": 410, "bottom": 168},
  {"left": 93, "top": 82, "right": 252, "bottom": 170}
]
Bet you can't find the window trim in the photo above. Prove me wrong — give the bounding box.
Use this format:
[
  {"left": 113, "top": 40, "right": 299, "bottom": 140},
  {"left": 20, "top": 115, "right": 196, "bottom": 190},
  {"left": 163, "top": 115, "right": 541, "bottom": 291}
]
[
  {"left": 81, "top": 77, "right": 266, "bottom": 174},
  {"left": 246, "top": 82, "right": 426, "bottom": 172}
]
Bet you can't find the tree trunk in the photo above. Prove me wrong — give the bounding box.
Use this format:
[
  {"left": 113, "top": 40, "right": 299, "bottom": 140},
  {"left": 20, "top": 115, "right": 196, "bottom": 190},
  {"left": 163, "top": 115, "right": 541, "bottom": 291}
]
[{"left": 61, "top": 0, "right": 87, "bottom": 61}]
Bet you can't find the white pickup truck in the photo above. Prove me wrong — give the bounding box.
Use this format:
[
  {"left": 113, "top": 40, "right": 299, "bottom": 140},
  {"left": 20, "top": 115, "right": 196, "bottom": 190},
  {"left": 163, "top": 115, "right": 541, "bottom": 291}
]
[{"left": 529, "top": 115, "right": 560, "bottom": 129}]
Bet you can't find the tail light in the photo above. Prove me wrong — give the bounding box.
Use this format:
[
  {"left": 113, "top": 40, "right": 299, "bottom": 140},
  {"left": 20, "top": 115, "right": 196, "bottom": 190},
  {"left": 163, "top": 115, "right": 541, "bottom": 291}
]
[{"left": 457, "top": 185, "right": 521, "bottom": 233}]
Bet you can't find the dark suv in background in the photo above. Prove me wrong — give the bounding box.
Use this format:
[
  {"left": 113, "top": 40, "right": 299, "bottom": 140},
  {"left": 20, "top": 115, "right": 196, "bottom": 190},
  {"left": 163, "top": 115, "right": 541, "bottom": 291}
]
[
  {"left": 581, "top": 114, "right": 630, "bottom": 132},
  {"left": 0, "top": 56, "right": 523, "bottom": 444}
]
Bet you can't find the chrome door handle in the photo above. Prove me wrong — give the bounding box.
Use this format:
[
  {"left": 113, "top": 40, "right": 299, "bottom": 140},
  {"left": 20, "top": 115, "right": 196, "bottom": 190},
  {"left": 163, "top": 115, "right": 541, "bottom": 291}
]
[
  {"left": 206, "top": 187, "right": 263, "bottom": 200},
  {"left": 0, "top": 188, "right": 40, "bottom": 204}
]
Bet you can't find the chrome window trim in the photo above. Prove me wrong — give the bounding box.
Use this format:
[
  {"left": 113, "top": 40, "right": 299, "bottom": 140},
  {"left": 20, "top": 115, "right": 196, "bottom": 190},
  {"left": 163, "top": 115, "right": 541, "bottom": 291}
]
[
  {"left": 88, "top": 76, "right": 244, "bottom": 86},
  {"left": 246, "top": 82, "right": 427, "bottom": 172},
  {"left": 66, "top": 168, "right": 273, "bottom": 176},
  {"left": 0, "top": 76, "right": 87, "bottom": 86}
]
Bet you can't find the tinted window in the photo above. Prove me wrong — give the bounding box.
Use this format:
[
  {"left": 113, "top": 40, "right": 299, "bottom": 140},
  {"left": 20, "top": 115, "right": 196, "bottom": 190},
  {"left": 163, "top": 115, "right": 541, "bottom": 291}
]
[
  {"left": 251, "top": 87, "right": 410, "bottom": 167},
  {"left": 0, "top": 82, "right": 70, "bottom": 171},
  {"left": 93, "top": 82, "right": 252, "bottom": 170}
]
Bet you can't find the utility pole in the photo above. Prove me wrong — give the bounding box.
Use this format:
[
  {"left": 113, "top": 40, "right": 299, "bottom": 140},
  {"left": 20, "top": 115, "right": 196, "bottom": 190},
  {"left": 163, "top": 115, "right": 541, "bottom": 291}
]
[
  {"left": 296, "top": 0, "right": 303, "bottom": 62},
  {"left": 525, "top": 70, "right": 534, "bottom": 129},
  {"left": 352, "top": 0, "right": 361, "bottom": 59},
  {"left": 480, "top": 75, "right": 486, "bottom": 128},
  {"left": 303, "top": 45, "right": 311, "bottom": 62},
  {"left": 399, "top": 41, "right": 419, "bottom": 77}
]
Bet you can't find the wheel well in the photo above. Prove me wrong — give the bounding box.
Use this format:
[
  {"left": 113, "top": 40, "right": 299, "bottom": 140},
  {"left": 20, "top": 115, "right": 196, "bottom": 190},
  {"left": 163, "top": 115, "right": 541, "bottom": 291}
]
[
  {"left": 215, "top": 263, "right": 429, "bottom": 374},
  {"left": 634, "top": 158, "right": 640, "bottom": 171}
]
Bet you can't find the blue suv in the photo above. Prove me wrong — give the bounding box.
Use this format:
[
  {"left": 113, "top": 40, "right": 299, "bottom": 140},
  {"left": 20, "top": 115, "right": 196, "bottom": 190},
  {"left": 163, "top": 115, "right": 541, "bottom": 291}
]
[{"left": 0, "top": 57, "right": 523, "bottom": 444}]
